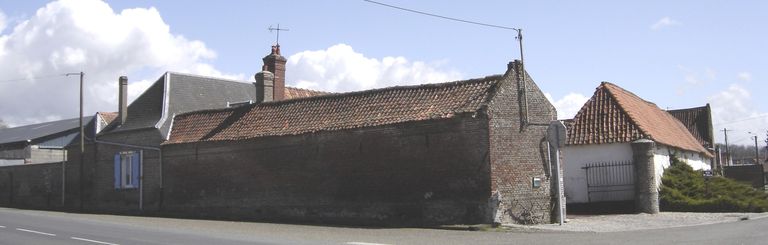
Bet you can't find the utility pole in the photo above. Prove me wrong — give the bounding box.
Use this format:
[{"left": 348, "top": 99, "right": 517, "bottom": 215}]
[
  {"left": 65, "top": 71, "right": 84, "bottom": 209},
  {"left": 721, "top": 128, "right": 732, "bottom": 166},
  {"left": 754, "top": 135, "right": 760, "bottom": 165}
]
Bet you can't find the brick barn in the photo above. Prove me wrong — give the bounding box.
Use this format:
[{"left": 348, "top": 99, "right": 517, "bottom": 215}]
[{"left": 160, "top": 60, "right": 558, "bottom": 225}]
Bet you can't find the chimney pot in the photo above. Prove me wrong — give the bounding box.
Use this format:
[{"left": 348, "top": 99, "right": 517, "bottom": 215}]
[
  {"left": 118, "top": 76, "right": 128, "bottom": 125},
  {"left": 254, "top": 71, "right": 274, "bottom": 103}
]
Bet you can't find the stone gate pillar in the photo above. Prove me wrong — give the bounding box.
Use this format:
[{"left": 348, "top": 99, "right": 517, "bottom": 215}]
[{"left": 631, "top": 139, "right": 659, "bottom": 214}]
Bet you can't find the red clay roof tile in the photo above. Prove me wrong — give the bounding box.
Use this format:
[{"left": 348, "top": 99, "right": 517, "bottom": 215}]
[
  {"left": 165, "top": 75, "right": 501, "bottom": 144},
  {"left": 568, "top": 82, "right": 712, "bottom": 157}
]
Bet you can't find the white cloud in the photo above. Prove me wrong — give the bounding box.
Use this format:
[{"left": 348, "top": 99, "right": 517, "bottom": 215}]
[
  {"left": 737, "top": 72, "right": 752, "bottom": 82},
  {"left": 0, "top": 0, "right": 238, "bottom": 127},
  {"left": 286, "top": 44, "right": 462, "bottom": 92},
  {"left": 708, "top": 84, "right": 768, "bottom": 145},
  {"left": 676, "top": 65, "right": 715, "bottom": 95},
  {"left": 651, "top": 17, "right": 681, "bottom": 30},
  {"left": 545, "top": 92, "right": 589, "bottom": 120}
]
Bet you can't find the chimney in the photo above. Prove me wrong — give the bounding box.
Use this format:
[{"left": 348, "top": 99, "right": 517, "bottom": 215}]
[
  {"left": 254, "top": 70, "right": 274, "bottom": 103},
  {"left": 262, "top": 45, "right": 286, "bottom": 101},
  {"left": 118, "top": 76, "right": 128, "bottom": 125}
]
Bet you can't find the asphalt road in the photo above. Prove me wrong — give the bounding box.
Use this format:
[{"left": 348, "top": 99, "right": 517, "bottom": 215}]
[{"left": 1, "top": 208, "right": 766, "bottom": 245}]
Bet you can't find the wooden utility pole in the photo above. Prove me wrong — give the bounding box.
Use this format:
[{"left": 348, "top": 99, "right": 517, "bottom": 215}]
[
  {"left": 721, "top": 128, "right": 732, "bottom": 166},
  {"left": 754, "top": 135, "right": 760, "bottom": 164},
  {"left": 65, "top": 71, "right": 84, "bottom": 209}
]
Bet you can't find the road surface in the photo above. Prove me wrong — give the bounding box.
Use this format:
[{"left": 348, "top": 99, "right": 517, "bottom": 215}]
[{"left": 0, "top": 208, "right": 766, "bottom": 244}]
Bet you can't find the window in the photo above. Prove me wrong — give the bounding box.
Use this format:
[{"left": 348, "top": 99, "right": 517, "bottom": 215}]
[{"left": 114, "top": 151, "right": 141, "bottom": 189}]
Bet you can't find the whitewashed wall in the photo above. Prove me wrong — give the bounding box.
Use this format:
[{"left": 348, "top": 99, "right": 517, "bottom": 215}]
[
  {"left": 653, "top": 145, "right": 711, "bottom": 190},
  {"left": 0, "top": 159, "right": 24, "bottom": 166},
  {"left": 564, "top": 142, "right": 712, "bottom": 204},
  {"left": 562, "top": 143, "right": 633, "bottom": 204}
]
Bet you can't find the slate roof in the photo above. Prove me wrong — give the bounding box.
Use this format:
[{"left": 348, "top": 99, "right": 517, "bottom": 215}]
[
  {"left": 104, "top": 72, "right": 325, "bottom": 138},
  {"left": 0, "top": 116, "right": 94, "bottom": 145},
  {"left": 667, "top": 104, "right": 714, "bottom": 149},
  {"left": 165, "top": 75, "right": 502, "bottom": 144},
  {"left": 567, "top": 82, "right": 712, "bottom": 156}
]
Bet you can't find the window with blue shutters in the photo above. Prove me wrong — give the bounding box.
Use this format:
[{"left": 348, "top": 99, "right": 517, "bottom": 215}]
[{"left": 113, "top": 151, "right": 141, "bottom": 189}]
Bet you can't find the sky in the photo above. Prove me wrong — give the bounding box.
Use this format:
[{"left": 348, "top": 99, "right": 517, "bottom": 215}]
[{"left": 0, "top": 0, "right": 766, "bottom": 146}]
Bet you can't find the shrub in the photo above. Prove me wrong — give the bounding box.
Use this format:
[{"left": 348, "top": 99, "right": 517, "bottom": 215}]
[{"left": 659, "top": 156, "right": 768, "bottom": 212}]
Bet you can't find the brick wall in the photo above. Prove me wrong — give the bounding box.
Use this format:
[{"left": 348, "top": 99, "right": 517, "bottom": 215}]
[
  {"left": 84, "top": 129, "right": 164, "bottom": 213},
  {"left": 162, "top": 115, "right": 491, "bottom": 226},
  {"left": 724, "top": 164, "right": 765, "bottom": 189},
  {"left": 0, "top": 162, "right": 64, "bottom": 209},
  {"left": 486, "top": 61, "right": 558, "bottom": 224}
]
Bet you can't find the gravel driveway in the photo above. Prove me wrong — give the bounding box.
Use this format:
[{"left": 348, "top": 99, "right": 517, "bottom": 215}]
[{"left": 509, "top": 212, "right": 768, "bottom": 232}]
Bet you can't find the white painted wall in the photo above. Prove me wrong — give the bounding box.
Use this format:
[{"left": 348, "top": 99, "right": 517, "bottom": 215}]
[
  {"left": 562, "top": 143, "right": 633, "bottom": 204},
  {"left": 653, "top": 145, "right": 711, "bottom": 190},
  {"left": 0, "top": 159, "right": 24, "bottom": 166},
  {"left": 564, "top": 142, "right": 712, "bottom": 204}
]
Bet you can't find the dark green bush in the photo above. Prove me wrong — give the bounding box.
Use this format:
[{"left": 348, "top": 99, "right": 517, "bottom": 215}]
[{"left": 660, "top": 156, "right": 768, "bottom": 212}]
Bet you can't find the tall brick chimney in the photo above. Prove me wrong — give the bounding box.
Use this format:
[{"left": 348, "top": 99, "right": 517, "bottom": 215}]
[
  {"left": 118, "top": 76, "right": 128, "bottom": 126},
  {"left": 261, "top": 45, "right": 286, "bottom": 101}
]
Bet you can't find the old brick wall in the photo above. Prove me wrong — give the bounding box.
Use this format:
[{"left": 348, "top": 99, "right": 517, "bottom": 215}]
[
  {"left": 0, "top": 162, "right": 64, "bottom": 209},
  {"left": 85, "top": 128, "right": 164, "bottom": 213},
  {"left": 724, "top": 164, "right": 765, "bottom": 189},
  {"left": 162, "top": 115, "right": 491, "bottom": 226},
  {"left": 486, "top": 61, "right": 558, "bottom": 224}
]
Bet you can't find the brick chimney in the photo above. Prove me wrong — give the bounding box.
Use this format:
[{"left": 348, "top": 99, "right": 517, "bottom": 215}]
[
  {"left": 254, "top": 70, "right": 274, "bottom": 103},
  {"left": 261, "top": 45, "right": 286, "bottom": 101},
  {"left": 118, "top": 76, "right": 128, "bottom": 125}
]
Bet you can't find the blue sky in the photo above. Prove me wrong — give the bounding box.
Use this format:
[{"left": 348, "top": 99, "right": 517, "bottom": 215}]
[{"left": 0, "top": 0, "right": 766, "bottom": 145}]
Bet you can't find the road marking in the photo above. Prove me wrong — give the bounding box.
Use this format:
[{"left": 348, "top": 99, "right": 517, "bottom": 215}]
[
  {"left": 71, "top": 237, "right": 120, "bottom": 245},
  {"left": 15, "top": 228, "right": 56, "bottom": 236},
  {"left": 0, "top": 225, "right": 6, "bottom": 228},
  {"left": 346, "top": 242, "right": 392, "bottom": 245}
]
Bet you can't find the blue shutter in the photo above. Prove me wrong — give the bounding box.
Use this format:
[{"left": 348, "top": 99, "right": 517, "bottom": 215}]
[
  {"left": 114, "top": 153, "right": 121, "bottom": 189},
  {"left": 131, "top": 151, "right": 141, "bottom": 188}
]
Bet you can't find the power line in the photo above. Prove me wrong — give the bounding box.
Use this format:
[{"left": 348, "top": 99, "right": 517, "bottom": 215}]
[
  {"left": 714, "top": 113, "right": 768, "bottom": 126},
  {"left": 0, "top": 74, "right": 69, "bottom": 83},
  {"left": 363, "top": 0, "right": 518, "bottom": 30}
]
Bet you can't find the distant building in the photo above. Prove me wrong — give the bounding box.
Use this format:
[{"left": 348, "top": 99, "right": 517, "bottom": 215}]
[{"left": 0, "top": 113, "right": 114, "bottom": 166}]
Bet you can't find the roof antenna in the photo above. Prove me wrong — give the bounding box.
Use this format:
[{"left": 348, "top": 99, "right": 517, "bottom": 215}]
[{"left": 268, "top": 24, "right": 289, "bottom": 45}]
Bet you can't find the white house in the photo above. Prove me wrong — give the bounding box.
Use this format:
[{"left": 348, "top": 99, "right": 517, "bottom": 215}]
[{"left": 562, "top": 82, "right": 713, "bottom": 212}]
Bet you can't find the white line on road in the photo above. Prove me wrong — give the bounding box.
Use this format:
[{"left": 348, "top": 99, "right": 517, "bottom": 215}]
[
  {"left": 15, "top": 228, "right": 56, "bottom": 236},
  {"left": 0, "top": 225, "right": 5, "bottom": 228},
  {"left": 346, "top": 242, "right": 392, "bottom": 245},
  {"left": 71, "top": 236, "right": 120, "bottom": 245}
]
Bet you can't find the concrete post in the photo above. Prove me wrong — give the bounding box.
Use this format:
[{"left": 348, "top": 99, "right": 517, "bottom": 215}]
[{"left": 631, "top": 139, "right": 659, "bottom": 214}]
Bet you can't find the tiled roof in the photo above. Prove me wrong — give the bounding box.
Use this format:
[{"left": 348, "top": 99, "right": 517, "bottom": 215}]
[
  {"left": 567, "top": 82, "right": 711, "bottom": 156},
  {"left": 98, "top": 112, "right": 118, "bottom": 125},
  {"left": 284, "top": 87, "right": 332, "bottom": 99},
  {"left": 667, "top": 104, "right": 714, "bottom": 149},
  {"left": 101, "top": 72, "right": 328, "bottom": 138},
  {"left": 165, "top": 75, "right": 502, "bottom": 144}
]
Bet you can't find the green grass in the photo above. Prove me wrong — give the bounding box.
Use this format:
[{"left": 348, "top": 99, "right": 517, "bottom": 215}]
[{"left": 660, "top": 156, "right": 768, "bottom": 212}]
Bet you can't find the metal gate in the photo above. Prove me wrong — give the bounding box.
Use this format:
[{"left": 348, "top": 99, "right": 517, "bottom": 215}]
[{"left": 582, "top": 160, "right": 635, "bottom": 202}]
